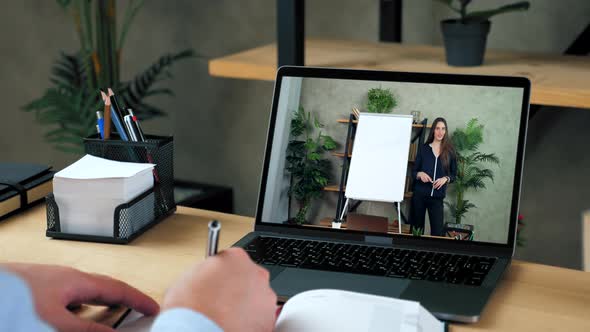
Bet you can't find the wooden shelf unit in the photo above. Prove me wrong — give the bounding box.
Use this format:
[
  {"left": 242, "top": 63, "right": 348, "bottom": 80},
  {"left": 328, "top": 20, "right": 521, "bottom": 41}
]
[
  {"left": 209, "top": 39, "right": 590, "bottom": 109},
  {"left": 322, "top": 114, "right": 429, "bottom": 223}
]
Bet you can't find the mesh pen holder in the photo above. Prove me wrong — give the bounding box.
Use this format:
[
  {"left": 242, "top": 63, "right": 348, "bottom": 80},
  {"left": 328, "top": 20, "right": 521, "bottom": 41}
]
[{"left": 45, "top": 134, "right": 176, "bottom": 244}]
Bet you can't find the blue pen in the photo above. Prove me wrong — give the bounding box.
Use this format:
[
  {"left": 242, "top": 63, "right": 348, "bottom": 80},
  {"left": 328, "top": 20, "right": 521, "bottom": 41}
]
[{"left": 96, "top": 111, "right": 104, "bottom": 139}]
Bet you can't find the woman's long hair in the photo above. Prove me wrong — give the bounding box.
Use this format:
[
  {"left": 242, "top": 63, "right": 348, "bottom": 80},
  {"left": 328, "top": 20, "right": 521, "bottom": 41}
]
[{"left": 425, "top": 117, "right": 455, "bottom": 172}]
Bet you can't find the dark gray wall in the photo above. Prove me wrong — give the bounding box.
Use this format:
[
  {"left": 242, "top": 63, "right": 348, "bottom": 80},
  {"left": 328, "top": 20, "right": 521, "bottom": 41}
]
[{"left": 1, "top": 0, "right": 589, "bottom": 269}]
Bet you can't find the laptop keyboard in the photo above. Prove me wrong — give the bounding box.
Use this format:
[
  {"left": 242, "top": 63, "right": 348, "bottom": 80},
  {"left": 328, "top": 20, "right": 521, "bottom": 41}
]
[{"left": 244, "top": 237, "right": 496, "bottom": 286}]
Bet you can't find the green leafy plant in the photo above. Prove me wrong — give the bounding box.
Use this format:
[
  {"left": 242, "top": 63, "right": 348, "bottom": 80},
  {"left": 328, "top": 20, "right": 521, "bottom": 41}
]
[
  {"left": 445, "top": 118, "right": 499, "bottom": 224},
  {"left": 367, "top": 88, "right": 397, "bottom": 113},
  {"left": 411, "top": 227, "right": 424, "bottom": 236},
  {"left": 435, "top": 0, "right": 530, "bottom": 23},
  {"left": 23, "top": 0, "right": 194, "bottom": 153},
  {"left": 286, "top": 107, "right": 337, "bottom": 224}
]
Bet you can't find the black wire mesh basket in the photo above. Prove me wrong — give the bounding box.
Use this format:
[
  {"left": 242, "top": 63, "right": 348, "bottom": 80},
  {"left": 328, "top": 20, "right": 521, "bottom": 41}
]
[{"left": 45, "top": 135, "right": 176, "bottom": 244}]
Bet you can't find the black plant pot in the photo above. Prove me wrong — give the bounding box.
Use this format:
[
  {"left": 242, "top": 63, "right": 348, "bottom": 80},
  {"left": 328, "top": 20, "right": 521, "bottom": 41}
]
[{"left": 441, "top": 19, "right": 490, "bottom": 67}]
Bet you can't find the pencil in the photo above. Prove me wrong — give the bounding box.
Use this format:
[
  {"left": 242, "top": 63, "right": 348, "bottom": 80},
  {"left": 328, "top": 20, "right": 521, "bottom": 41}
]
[{"left": 100, "top": 91, "right": 112, "bottom": 139}]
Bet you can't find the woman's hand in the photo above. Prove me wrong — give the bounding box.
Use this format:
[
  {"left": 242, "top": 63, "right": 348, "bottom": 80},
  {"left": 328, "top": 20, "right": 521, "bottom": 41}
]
[
  {"left": 433, "top": 177, "right": 449, "bottom": 190},
  {"left": 417, "top": 172, "right": 433, "bottom": 183}
]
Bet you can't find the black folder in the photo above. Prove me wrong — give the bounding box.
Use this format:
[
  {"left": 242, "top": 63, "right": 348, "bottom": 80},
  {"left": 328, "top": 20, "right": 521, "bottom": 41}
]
[{"left": 0, "top": 163, "right": 54, "bottom": 220}]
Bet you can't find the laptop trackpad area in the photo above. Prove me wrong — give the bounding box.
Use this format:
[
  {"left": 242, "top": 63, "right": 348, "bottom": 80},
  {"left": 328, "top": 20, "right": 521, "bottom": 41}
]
[{"left": 271, "top": 268, "right": 410, "bottom": 299}]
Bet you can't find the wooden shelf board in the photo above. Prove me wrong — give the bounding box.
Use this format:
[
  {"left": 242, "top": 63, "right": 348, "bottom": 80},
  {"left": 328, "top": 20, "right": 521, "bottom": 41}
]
[
  {"left": 331, "top": 152, "right": 352, "bottom": 158},
  {"left": 209, "top": 39, "right": 590, "bottom": 109}
]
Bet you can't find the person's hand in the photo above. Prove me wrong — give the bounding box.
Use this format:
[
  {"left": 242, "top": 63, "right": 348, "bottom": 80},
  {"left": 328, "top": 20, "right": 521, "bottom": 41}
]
[
  {"left": 2, "top": 263, "right": 159, "bottom": 332},
  {"left": 433, "top": 177, "right": 449, "bottom": 190},
  {"left": 162, "top": 247, "right": 277, "bottom": 332},
  {"left": 417, "top": 171, "right": 433, "bottom": 183}
]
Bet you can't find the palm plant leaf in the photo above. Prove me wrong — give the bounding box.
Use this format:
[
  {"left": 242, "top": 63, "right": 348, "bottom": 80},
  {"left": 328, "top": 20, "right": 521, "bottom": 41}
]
[
  {"left": 118, "top": 0, "right": 147, "bottom": 49},
  {"left": 118, "top": 49, "right": 194, "bottom": 120},
  {"left": 466, "top": 2, "right": 530, "bottom": 21},
  {"left": 55, "top": 0, "right": 71, "bottom": 9},
  {"left": 23, "top": 84, "right": 101, "bottom": 154},
  {"left": 472, "top": 152, "right": 499, "bottom": 164},
  {"left": 49, "top": 51, "right": 93, "bottom": 91}
]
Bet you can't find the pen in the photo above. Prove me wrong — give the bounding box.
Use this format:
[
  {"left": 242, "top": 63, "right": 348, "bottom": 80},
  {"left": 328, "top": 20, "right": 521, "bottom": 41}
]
[
  {"left": 206, "top": 220, "right": 221, "bottom": 258},
  {"left": 96, "top": 111, "right": 104, "bottom": 139},
  {"left": 124, "top": 115, "right": 139, "bottom": 142},
  {"left": 127, "top": 109, "right": 160, "bottom": 183},
  {"left": 127, "top": 109, "right": 146, "bottom": 142}
]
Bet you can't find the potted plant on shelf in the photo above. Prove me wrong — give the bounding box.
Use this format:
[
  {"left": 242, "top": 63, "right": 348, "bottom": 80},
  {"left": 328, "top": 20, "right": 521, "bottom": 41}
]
[
  {"left": 445, "top": 119, "right": 499, "bottom": 228},
  {"left": 367, "top": 88, "right": 397, "bottom": 113},
  {"left": 435, "top": 0, "right": 530, "bottom": 66},
  {"left": 286, "top": 107, "right": 337, "bottom": 225}
]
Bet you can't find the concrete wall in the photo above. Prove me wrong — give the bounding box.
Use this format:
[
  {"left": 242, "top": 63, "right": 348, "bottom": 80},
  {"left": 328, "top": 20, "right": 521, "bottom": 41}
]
[
  {"left": 2, "top": 1, "right": 589, "bottom": 268},
  {"left": 261, "top": 77, "right": 302, "bottom": 223}
]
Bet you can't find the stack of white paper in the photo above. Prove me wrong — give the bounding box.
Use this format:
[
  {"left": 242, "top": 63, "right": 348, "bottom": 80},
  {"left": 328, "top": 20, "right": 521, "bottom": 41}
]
[{"left": 53, "top": 155, "right": 155, "bottom": 237}]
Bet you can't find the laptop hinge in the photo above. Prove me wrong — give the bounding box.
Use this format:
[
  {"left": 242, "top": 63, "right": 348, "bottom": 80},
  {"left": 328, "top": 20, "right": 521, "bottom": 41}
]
[{"left": 364, "top": 235, "right": 392, "bottom": 245}]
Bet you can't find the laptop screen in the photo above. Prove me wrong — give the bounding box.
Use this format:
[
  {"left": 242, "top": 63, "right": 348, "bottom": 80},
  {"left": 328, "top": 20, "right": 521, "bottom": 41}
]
[{"left": 258, "top": 67, "right": 529, "bottom": 247}]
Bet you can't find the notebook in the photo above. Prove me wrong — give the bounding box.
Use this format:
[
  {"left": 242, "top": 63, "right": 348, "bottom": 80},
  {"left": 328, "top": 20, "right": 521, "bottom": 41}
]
[{"left": 0, "top": 162, "right": 54, "bottom": 220}]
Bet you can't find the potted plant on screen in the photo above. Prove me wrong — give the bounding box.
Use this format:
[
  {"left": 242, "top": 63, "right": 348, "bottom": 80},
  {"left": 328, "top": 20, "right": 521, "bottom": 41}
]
[
  {"left": 367, "top": 88, "right": 397, "bottom": 113},
  {"left": 435, "top": 0, "right": 530, "bottom": 66},
  {"left": 444, "top": 119, "right": 499, "bottom": 230},
  {"left": 286, "top": 107, "right": 337, "bottom": 225}
]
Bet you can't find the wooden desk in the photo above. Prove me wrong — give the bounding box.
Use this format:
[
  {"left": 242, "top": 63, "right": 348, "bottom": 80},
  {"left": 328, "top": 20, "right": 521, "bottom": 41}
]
[
  {"left": 1, "top": 205, "right": 589, "bottom": 331},
  {"left": 208, "top": 39, "right": 590, "bottom": 109}
]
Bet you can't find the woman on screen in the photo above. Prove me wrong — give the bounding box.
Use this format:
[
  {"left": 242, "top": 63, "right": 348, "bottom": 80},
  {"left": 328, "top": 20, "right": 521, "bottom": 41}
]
[{"left": 410, "top": 117, "right": 457, "bottom": 236}]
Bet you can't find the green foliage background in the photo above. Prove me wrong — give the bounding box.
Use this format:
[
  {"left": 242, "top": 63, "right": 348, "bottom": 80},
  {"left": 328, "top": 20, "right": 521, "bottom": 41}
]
[
  {"left": 286, "top": 107, "right": 337, "bottom": 224},
  {"left": 445, "top": 118, "right": 499, "bottom": 224},
  {"left": 367, "top": 88, "right": 397, "bottom": 113}
]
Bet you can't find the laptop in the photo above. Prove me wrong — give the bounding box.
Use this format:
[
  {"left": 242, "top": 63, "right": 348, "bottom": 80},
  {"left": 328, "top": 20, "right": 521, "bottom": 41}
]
[{"left": 234, "top": 66, "right": 530, "bottom": 323}]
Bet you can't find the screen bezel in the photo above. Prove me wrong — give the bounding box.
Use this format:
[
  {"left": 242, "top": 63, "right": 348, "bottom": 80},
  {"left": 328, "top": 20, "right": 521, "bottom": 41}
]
[{"left": 254, "top": 66, "right": 530, "bottom": 257}]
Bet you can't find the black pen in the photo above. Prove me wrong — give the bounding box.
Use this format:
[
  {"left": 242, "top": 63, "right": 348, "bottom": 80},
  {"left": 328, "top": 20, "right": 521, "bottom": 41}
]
[{"left": 206, "top": 220, "right": 221, "bottom": 258}]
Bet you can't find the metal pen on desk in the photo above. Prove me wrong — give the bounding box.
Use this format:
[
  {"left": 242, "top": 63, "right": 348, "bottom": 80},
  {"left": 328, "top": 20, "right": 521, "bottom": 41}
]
[{"left": 206, "top": 220, "right": 221, "bottom": 257}]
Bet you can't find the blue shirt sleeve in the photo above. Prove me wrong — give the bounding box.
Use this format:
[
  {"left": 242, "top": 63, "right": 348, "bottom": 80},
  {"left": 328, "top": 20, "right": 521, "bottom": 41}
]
[
  {"left": 0, "top": 270, "right": 54, "bottom": 332},
  {"left": 151, "top": 308, "right": 223, "bottom": 332}
]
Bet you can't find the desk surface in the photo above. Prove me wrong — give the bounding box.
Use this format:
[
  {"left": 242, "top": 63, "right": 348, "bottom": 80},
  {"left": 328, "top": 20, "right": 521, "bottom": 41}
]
[
  {"left": 1, "top": 205, "right": 589, "bottom": 331},
  {"left": 208, "top": 39, "right": 590, "bottom": 109}
]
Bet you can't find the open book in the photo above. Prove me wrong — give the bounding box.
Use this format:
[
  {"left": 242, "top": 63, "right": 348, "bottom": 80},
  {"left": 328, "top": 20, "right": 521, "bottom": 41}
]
[{"left": 117, "top": 289, "right": 445, "bottom": 332}]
